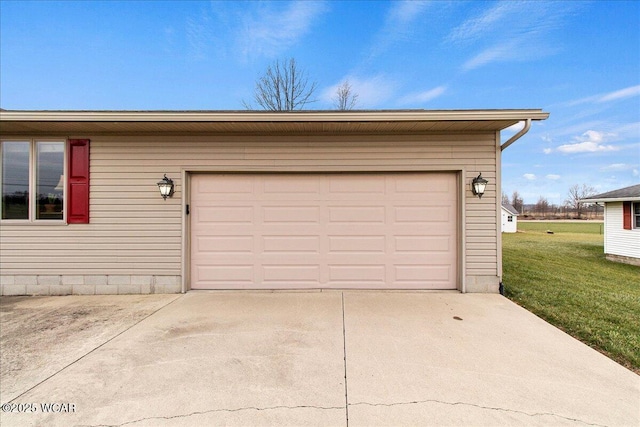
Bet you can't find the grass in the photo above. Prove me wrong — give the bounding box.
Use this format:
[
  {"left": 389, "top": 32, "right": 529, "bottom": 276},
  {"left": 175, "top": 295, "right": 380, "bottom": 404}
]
[
  {"left": 503, "top": 221, "right": 640, "bottom": 374},
  {"left": 512, "top": 221, "right": 604, "bottom": 235}
]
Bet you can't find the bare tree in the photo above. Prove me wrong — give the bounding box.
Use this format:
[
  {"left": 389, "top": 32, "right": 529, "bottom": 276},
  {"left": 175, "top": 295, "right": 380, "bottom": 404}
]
[
  {"left": 501, "top": 192, "right": 510, "bottom": 205},
  {"left": 333, "top": 80, "right": 358, "bottom": 110},
  {"left": 534, "top": 196, "right": 550, "bottom": 217},
  {"left": 244, "top": 58, "right": 317, "bottom": 111},
  {"left": 565, "top": 184, "right": 596, "bottom": 218},
  {"left": 511, "top": 191, "right": 523, "bottom": 214}
]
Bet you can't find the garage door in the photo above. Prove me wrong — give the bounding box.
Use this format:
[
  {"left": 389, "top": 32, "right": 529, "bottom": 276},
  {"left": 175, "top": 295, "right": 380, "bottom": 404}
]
[{"left": 190, "top": 173, "right": 457, "bottom": 289}]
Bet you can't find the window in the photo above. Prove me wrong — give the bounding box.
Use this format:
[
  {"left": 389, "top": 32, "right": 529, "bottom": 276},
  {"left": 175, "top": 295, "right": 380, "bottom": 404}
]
[
  {"left": 634, "top": 202, "right": 640, "bottom": 229},
  {"left": 507, "top": 215, "right": 513, "bottom": 222},
  {"left": 1, "top": 140, "right": 65, "bottom": 221}
]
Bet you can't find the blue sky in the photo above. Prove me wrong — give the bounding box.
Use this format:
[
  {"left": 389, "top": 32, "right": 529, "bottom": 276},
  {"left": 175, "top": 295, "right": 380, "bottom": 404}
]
[{"left": 1, "top": 0, "right": 638, "bottom": 205}]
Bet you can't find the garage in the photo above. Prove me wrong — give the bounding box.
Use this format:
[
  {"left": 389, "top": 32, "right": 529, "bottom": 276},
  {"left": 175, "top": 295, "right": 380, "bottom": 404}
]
[
  {"left": 1, "top": 109, "right": 551, "bottom": 295},
  {"left": 190, "top": 172, "right": 458, "bottom": 290}
]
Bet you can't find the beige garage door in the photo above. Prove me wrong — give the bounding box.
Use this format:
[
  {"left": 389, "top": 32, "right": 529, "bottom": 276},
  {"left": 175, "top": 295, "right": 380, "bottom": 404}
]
[{"left": 190, "top": 173, "right": 457, "bottom": 289}]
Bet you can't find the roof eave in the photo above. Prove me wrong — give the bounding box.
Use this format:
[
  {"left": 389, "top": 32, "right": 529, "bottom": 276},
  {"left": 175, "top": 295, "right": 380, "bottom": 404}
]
[
  {"left": 581, "top": 197, "right": 640, "bottom": 203},
  {"left": 0, "top": 109, "right": 550, "bottom": 123},
  {"left": 501, "top": 206, "right": 519, "bottom": 215}
]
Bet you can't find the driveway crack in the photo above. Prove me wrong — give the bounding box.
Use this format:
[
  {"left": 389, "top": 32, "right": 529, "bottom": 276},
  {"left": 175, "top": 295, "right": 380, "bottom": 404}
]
[
  {"left": 80, "top": 404, "right": 345, "bottom": 427},
  {"left": 349, "top": 399, "right": 606, "bottom": 426},
  {"left": 341, "top": 292, "right": 349, "bottom": 426}
]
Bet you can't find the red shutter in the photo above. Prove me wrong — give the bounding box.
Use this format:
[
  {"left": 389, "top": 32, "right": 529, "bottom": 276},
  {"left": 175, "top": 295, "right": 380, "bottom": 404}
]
[
  {"left": 622, "top": 201, "right": 631, "bottom": 230},
  {"left": 67, "top": 139, "right": 90, "bottom": 224}
]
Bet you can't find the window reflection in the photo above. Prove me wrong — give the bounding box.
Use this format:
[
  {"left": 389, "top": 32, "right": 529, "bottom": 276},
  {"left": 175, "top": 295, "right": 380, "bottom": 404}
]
[
  {"left": 36, "top": 142, "right": 64, "bottom": 220},
  {"left": 1, "top": 141, "right": 29, "bottom": 220}
]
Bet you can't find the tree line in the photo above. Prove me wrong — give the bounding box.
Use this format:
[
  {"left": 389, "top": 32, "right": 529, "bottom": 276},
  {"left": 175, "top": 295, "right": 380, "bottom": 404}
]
[{"left": 503, "top": 184, "right": 602, "bottom": 219}]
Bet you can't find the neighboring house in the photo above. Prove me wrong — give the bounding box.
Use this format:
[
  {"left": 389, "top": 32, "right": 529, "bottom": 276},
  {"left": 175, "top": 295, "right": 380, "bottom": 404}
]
[
  {"left": 501, "top": 203, "right": 519, "bottom": 233},
  {"left": 0, "top": 109, "right": 548, "bottom": 295},
  {"left": 581, "top": 184, "right": 640, "bottom": 266}
]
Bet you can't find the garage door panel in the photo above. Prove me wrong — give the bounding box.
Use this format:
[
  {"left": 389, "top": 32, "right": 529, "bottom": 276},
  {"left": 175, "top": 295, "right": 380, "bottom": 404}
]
[
  {"left": 194, "top": 265, "right": 254, "bottom": 284},
  {"left": 395, "top": 236, "right": 450, "bottom": 252},
  {"left": 262, "top": 265, "right": 320, "bottom": 283},
  {"left": 262, "top": 236, "right": 321, "bottom": 253},
  {"left": 394, "top": 178, "right": 430, "bottom": 193},
  {"left": 196, "top": 256, "right": 257, "bottom": 267},
  {"left": 394, "top": 206, "right": 451, "bottom": 223},
  {"left": 328, "top": 176, "right": 386, "bottom": 194},
  {"left": 263, "top": 206, "right": 320, "bottom": 223},
  {"left": 328, "top": 236, "right": 386, "bottom": 253},
  {"left": 326, "top": 253, "right": 387, "bottom": 265},
  {"left": 395, "top": 265, "right": 452, "bottom": 281},
  {"left": 390, "top": 255, "right": 454, "bottom": 267},
  {"left": 325, "top": 224, "right": 389, "bottom": 234},
  {"left": 191, "top": 173, "right": 457, "bottom": 290},
  {"left": 263, "top": 177, "right": 321, "bottom": 194},
  {"left": 196, "top": 206, "right": 253, "bottom": 223},
  {"left": 329, "top": 265, "right": 386, "bottom": 283},
  {"left": 394, "top": 224, "right": 453, "bottom": 236},
  {"left": 328, "top": 206, "right": 386, "bottom": 223},
  {"left": 196, "top": 236, "right": 253, "bottom": 253},
  {"left": 195, "top": 175, "right": 254, "bottom": 195}
]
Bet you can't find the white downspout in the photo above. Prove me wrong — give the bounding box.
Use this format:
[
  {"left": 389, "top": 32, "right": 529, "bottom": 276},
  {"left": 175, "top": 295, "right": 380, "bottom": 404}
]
[{"left": 501, "top": 119, "right": 531, "bottom": 151}]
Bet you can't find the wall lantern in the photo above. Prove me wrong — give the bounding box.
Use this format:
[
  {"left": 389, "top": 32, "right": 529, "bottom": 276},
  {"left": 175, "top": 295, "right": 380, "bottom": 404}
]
[
  {"left": 471, "top": 173, "right": 488, "bottom": 199},
  {"left": 157, "top": 174, "right": 174, "bottom": 200}
]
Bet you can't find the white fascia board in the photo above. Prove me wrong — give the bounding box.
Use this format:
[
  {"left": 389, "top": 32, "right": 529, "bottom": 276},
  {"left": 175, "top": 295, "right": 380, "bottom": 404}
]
[
  {"left": 0, "top": 109, "right": 550, "bottom": 123},
  {"left": 581, "top": 197, "right": 640, "bottom": 203}
]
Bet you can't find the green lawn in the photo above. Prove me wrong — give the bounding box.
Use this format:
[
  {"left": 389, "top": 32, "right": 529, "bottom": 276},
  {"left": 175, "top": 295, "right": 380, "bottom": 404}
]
[{"left": 502, "top": 221, "right": 640, "bottom": 374}]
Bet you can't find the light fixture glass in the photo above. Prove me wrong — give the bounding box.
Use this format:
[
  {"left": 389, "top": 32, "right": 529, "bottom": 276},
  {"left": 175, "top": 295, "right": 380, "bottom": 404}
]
[
  {"left": 471, "top": 173, "right": 488, "bottom": 198},
  {"left": 157, "top": 174, "right": 174, "bottom": 200}
]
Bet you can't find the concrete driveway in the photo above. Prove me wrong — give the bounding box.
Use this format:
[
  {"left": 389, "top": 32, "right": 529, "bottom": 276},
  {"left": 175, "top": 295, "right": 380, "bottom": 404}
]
[{"left": 1, "top": 292, "right": 638, "bottom": 426}]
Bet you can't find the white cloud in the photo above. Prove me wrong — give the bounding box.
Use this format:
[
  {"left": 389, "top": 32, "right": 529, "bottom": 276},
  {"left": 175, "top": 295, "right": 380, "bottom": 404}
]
[
  {"left": 368, "top": 0, "right": 431, "bottom": 58},
  {"left": 601, "top": 164, "right": 640, "bottom": 176},
  {"left": 186, "top": 12, "right": 214, "bottom": 60},
  {"left": 184, "top": 1, "right": 328, "bottom": 60},
  {"left": 523, "top": 173, "right": 536, "bottom": 181},
  {"left": 389, "top": 0, "right": 430, "bottom": 23},
  {"left": 556, "top": 130, "right": 619, "bottom": 154},
  {"left": 582, "top": 130, "right": 608, "bottom": 144},
  {"left": 613, "top": 121, "right": 640, "bottom": 137},
  {"left": 238, "top": 1, "right": 328, "bottom": 58},
  {"left": 546, "top": 174, "right": 561, "bottom": 180},
  {"left": 543, "top": 148, "right": 553, "bottom": 154},
  {"left": 565, "top": 85, "right": 640, "bottom": 106},
  {"left": 557, "top": 141, "right": 617, "bottom": 154},
  {"left": 462, "top": 41, "right": 518, "bottom": 71},
  {"left": 397, "top": 86, "right": 447, "bottom": 105},
  {"left": 447, "top": 1, "right": 516, "bottom": 44},
  {"left": 552, "top": 121, "right": 605, "bottom": 137},
  {"left": 601, "top": 163, "right": 632, "bottom": 172},
  {"left": 450, "top": 1, "right": 574, "bottom": 71},
  {"left": 598, "top": 85, "right": 640, "bottom": 102},
  {"left": 504, "top": 121, "right": 525, "bottom": 133}
]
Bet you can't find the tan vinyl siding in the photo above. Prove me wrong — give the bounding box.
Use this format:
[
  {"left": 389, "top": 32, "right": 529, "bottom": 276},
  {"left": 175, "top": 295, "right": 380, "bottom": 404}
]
[{"left": 0, "top": 133, "right": 498, "bottom": 286}]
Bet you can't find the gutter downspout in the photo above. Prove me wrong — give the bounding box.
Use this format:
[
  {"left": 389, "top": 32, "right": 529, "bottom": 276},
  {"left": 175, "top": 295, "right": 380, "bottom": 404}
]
[{"left": 501, "top": 119, "right": 531, "bottom": 151}]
